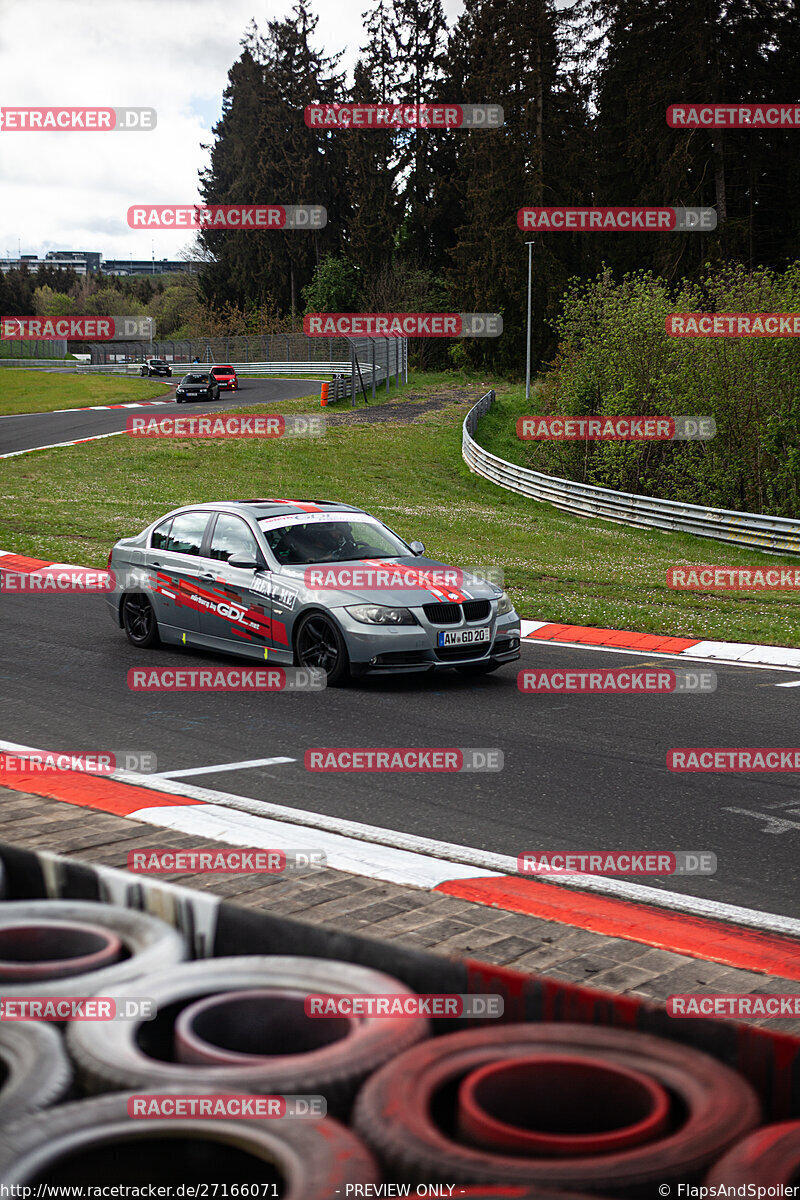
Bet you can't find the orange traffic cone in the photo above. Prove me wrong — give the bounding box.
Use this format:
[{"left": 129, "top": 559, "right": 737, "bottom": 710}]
[{"left": 320, "top": 382, "right": 329, "bottom": 406}]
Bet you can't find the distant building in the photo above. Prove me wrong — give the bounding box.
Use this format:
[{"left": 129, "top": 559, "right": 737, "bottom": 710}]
[
  {"left": 101, "top": 258, "right": 198, "bottom": 276},
  {"left": 0, "top": 251, "right": 197, "bottom": 276},
  {"left": 45, "top": 250, "right": 102, "bottom": 273}
]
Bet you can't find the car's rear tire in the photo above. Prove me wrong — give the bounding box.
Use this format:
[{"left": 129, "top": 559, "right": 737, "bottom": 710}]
[
  {"left": 122, "top": 593, "right": 161, "bottom": 648},
  {"left": 295, "top": 612, "right": 350, "bottom": 687}
]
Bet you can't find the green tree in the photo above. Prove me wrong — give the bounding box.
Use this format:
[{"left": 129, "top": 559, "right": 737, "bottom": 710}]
[{"left": 302, "top": 254, "right": 362, "bottom": 311}]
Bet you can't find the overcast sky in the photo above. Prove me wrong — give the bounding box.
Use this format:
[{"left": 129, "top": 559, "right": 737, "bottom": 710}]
[{"left": 0, "top": 0, "right": 465, "bottom": 266}]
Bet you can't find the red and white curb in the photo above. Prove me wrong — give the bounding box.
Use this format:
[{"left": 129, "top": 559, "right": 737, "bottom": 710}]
[
  {"left": 50, "top": 400, "right": 173, "bottom": 413},
  {"left": 520, "top": 619, "right": 800, "bottom": 671},
  {"left": 0, "top": 399, "right": 174, "bottom": 421}
]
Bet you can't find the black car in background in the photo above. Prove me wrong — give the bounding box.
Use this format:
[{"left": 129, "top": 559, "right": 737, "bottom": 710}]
[
  {"left": 140, "top": 358, "right": 172, "bottom": 377},
  {"left": 175, "top": 372, "right": 221, "bottom": 403}
]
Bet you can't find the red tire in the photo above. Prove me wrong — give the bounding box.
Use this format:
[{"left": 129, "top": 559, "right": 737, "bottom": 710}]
[
  {"left": 352, "top": 1023, "right": 761, "bottom": 1192},
  {"left": 706, "top": 1122, "right": 800, "bottom": 1186},
  {"left": 457, "top": 1192, "right": 617, "bottom": 1199},
  {"left": 457, "top": 1054, "right": 670, "bottom": 1157},
  {"left": 0, "top": 1092, "right": 379, "bottom": 1197}
]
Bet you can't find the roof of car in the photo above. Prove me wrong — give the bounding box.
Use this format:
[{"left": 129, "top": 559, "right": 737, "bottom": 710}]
[
  {"left": 167, "top": 500, "right": 366, "bottom": 521},
  {"left": 211, "top": 364, "right": 235, "bottom": 371}
]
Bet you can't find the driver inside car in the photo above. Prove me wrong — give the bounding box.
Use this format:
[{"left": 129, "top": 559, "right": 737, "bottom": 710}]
[{"left": 269, "top": 521, "right": 358, "bottom": 564}]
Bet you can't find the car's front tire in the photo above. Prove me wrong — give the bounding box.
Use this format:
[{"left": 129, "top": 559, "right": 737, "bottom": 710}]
[
  {"left": 295, "top": 612, "right": 350, "bottom": 686},
  {"left": 121, "top": 593, "right": 160, "bottom": 649}
]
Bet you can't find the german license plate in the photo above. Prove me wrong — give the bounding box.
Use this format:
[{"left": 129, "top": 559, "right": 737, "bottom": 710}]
[{"left": 438, "top": 627, "right": 491, "bottom": 648}]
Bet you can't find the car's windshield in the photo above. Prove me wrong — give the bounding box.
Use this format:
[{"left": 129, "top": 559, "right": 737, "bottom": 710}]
[
  {"left": 183, "top": 374, "right": 209, "bottom": 383},
  {"left": 258, "top": 517, "right": 409, "bottom": 566},
  {"left": 213, "top": 366, "right": 234, "bottom": 373}
]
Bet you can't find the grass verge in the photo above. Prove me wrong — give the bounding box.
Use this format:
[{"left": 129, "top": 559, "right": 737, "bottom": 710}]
[{"left": 1, "top": 373, "right": 799, "bottom": 646}]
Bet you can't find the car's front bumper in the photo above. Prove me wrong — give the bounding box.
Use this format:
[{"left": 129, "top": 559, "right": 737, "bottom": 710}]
[{"left": 334, "top": 607, "right": 522, "bottom": 675}]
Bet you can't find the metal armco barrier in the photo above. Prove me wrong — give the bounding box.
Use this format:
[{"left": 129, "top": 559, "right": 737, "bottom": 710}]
[{"left": 463, "top": 390, "right": 800, "bottom": 555}]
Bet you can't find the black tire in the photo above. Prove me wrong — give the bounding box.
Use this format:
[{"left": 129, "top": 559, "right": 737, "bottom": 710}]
[
  {"left": 456, "top": 662, "right": 502, "bottom": 676},
  {"left": 66, "top": 956, "right": 429, "bottom": 1115},
  {"left": 0, "top": 1092, "right": 380, "bottom": 1196},
  {"left": 0, "top": 1023, "right": 72, "bottom": 1122},
  {"left": 295, "top": 611, "right": 350, "bottom": 686},
  {"left": 122, "top": 592, "right": 160, "bottom": 648},
  {"left": 0, "top": 901, "right": 186, "bottom": 997},
  {"left": 352, "top": 1023, "right": 761, "bottom": 1193}
]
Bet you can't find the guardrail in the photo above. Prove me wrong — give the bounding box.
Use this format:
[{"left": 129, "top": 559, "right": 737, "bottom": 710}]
[
  {"left": 0, "top": 360, "right": 363, "bottom": 377},
  {"left": 463, "top": 390, "right": 800, "bottom": 555},
  {"left": 131, "top": 362, "right": 358, "bottom": 378}
]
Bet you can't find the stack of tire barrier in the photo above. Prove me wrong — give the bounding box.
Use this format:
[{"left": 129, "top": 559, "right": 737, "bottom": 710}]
[{"left": 0, "top": 846, "right": 796, "bottom": 1196}]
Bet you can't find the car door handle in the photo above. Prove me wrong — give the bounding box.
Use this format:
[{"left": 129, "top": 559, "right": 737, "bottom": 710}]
[{"left": 199, "top": 572, "right": 215, "bottom": 580}]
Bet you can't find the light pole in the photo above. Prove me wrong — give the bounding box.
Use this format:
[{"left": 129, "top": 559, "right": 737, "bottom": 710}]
[{"left": 525, "top": 239, "right": 535, "bottom": 401}]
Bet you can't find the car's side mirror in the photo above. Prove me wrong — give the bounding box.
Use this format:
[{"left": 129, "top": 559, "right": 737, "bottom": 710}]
[
  {"left": 409, "top": 541, "right": 425, "bottom": 556},
  {"left": 228, "top": 552, "right": 261, "bottom": 570}
]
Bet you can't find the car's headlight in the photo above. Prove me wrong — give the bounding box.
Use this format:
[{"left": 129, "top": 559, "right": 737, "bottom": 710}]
[
  {"left": 345, "top": 604, "right": 418, "bottom": 626},
  {"left": 495, "top": 590, "right": 515, "bottom": 615}
]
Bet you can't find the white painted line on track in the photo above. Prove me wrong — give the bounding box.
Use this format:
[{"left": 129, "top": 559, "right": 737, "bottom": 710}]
[
  {"left": 775, "top": 680, "right": 800, "bottom": 688},
  {"left": 154, "top": 756, "right": 295, "bottom": 779}
]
